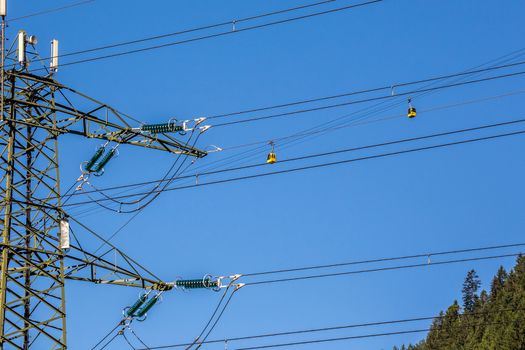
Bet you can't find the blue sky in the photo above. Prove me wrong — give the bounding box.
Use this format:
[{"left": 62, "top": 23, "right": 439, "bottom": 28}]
[{"left": 8, "top": 1, "right": 525, "bottom": 349}]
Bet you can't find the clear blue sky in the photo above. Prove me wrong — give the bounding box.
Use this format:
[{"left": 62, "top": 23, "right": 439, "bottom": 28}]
[{"left": 9, "top": 1, "right": 525, "bottom": 349}]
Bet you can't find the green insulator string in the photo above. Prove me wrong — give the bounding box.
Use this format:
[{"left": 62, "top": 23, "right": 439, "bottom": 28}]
[
  {"left": 84, "top": 146, "right": 105, "bottom": 172},
  {"left": 141, "top": 122, "right": 183, "bottom": 134},
  {"left": 92, "top": 147, "right": 117, "bottom": 174},
  {"left": 176, "top": 277, "right": 218, "bottom": 289},
  {"left": 135, "top": 296, "right": 159, "bottom": 318},
  {"left": 126, "top": 293, "right": 148, "bottom": 317}
]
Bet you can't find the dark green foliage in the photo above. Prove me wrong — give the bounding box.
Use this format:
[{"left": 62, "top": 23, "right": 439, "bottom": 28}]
[
  {"left": 395, "top": 256, "right": 525, "bottom": 350},
  {"left": 462, "top": 269, "right": 481, "bottom": 313},
  {"left": 490, "top": 266, "right": 508, "bottom": 301}
]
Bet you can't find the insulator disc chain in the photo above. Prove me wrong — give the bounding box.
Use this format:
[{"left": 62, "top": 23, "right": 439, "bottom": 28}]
[
  {"left": 121, "top": 275, "right": 241, "bottom": 322},
  {"left": 135, "top": 117, "right": 211, "bottom": 135}
]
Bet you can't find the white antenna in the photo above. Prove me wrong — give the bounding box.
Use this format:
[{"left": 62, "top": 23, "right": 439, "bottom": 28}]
[
  {"left": 59, "top": 219, "right": 70, "bottom": 250},
  {"left": 17, "top": 30, "right": 25, "bottom": 66},
  {"left": 0, "top": 0, "right": 6, "bottom": 17},
  {"left": 27, "top": 35, "right": 37, "bottom": 46},
  {"left": 50, "top": 39, "right": 59, "bottom": 73}
]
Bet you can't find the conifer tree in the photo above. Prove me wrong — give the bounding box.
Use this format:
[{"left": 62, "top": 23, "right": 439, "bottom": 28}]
[
  {"left": 489, "top": 266, "right": 507, "bottom": 301},
  {"left": 462, "top": 269, "right": 481, "bottom": 313},
  {"left": 397, "top": 257, "right": 525, "bottom": 350}
]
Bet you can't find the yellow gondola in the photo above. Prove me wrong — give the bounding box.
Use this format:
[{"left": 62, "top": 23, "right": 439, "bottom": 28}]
[
  {"left": 407, "top": 97, "right": 417, "bottom": 118},
  {"left": 266, "top": 142, "right": 277, "bottom": 164}
]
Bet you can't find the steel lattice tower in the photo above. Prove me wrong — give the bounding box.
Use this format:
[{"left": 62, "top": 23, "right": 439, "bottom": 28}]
[
  {"left": 0, "top": 70, "right": 68, "bottom": 349},
  {"left": 0, "top": 24, "right": 207, "bottom": 349}
]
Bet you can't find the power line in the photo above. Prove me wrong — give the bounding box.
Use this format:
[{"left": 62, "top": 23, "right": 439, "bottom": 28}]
[
  {"left": 85, "top": 131, "right": 200, "bottom": 214},
  {"left": 243, "top": 253, "right": 521, "bottom": 287},
  {"left": 227, "top": 323, "right": 506, "bottom": 350},
  {"left": 211, "top": 70, "right": 525, "bottom": 127},
  {"left": 64, "top": 87, "right": 525, "bottom": 220},
  {"left": 61, "top": 125, "right": 525, "bottom": 207},
  {"left": 42, "top": 0, "right": 340, "bottom": 60},
  {"left": 128, "top": 327, "right": 151, "bottom": 350},
  {"left": 241, "top": 242, "right": 525, "bottom": 277},
  {"left": 188, "top": 48, "right": 525, "bottom": 180},
  {"left": 184, "top": 282, "right": 234, "bottom": 350},
  {"left": 194, "top": 288, "right": 240, "bottom": 350},
  {"left": 8, "top": 0, "right": 95, "bottom": 22},
  {"left": 191, "top": 49, "right": 525, "bottom": 181},
  {"left": 60, "top": 116, "right": 525, "bottom": 201},
  {"left": 31, "top": 0, "right": 383, "bottom": 70},
  {"left": 98, "top": 333, "right": 121, "bottom": 350},
  {"left": 206, "top": 60, "right": 525, "bottom": 120},
  {"left": 62, "top": 130, "right": 203, "bottom": 261},
  {"left": 48, "top": 49, "right": 525, "bottom": 221},
  {"left": 53, "top": 86, "right": 525, "bottom": 214},
  {"left": 125, "top": 48, "right": 525, "bottom": 191},
  {"left": 218, "top": 89, "right": 525, "bottom": 152},
  {"left": 138, "top": 307, "right": 521, "bottom": 349},
  {"left": 91, "top": 320, "right": 124, "bottom": 350},
  {"left": 122, "top": 332, "right": 138, "bottom": 350}
]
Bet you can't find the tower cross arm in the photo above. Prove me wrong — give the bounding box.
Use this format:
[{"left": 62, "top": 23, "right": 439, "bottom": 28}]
[
  {"left": 62, "top": 244, "right": 175, "bottom": 291},
  {"left": 4, "top": 70, "right": 207, "bottom": 157}
]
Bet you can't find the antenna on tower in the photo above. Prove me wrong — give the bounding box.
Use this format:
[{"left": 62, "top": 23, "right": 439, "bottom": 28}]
[
  {"left": 0, "top": 0, "right": 6, "bottom": 17},
  {"left": 17, "top": 30, "right": 38, "bottom": 68},
  {"left": 50, "top": 39, "right": 59, "bottom": 73},
  {"left": 17, "top": 30, "right": 26, "bottom": 66}
]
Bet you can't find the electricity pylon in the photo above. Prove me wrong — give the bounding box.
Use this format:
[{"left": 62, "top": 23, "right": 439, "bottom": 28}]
[{"left": 0, "top": 19, "right": 208, "bottom": 350}]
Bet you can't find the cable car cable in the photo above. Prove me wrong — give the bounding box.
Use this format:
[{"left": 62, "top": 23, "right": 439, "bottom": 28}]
[
  {"left": 210, "top": 70, "right": 525, "bottom": 127},
  {"left": 60, "top": 122, "right": 525, "bottom": 207},
  {"left": 59, "top": 114, "right": 525, "bottom": 200},
  {"left": 55, "top": 50, "right": 525, "bottom": 213},
  {"left": 219, "top": 89, "right": 525, "bottom": 152},
  {"left": 206, "top": 59, "right": 525, "bottom": 120},
  {"left": 165, "top": 51, "right": 525, "bottom": 188},
  {"left": 225, "top": 49, "right": 525, "bottom": 166},
  {"left": 64, "top": 127, "right": 525, "bottom": 207},
  {"left": 56, "top": 49, "right": 523, "bottom": 211}
]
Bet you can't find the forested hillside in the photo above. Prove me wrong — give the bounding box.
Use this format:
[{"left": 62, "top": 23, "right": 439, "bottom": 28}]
[{"left": 395, "top": 256, "right": 525, "bottom": 350}]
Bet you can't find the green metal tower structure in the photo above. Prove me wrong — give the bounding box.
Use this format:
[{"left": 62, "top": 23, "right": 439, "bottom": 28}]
[{"left": 0, "top": 16, "right": 208, "bottom": 350}]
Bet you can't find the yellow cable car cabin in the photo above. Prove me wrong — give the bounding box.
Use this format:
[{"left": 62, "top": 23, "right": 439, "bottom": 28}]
[
  {"left": 266, "top": 142, "right": 277, "bottom": 164},
  {"left": 407, "top": 97, "right": 417, "bottom": 118},
  {"left": 407, "top": 106, "right": 417, "bottom": 118},
  {"left": 266, "top": 151, "right": 277, "bottom": 164}
]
